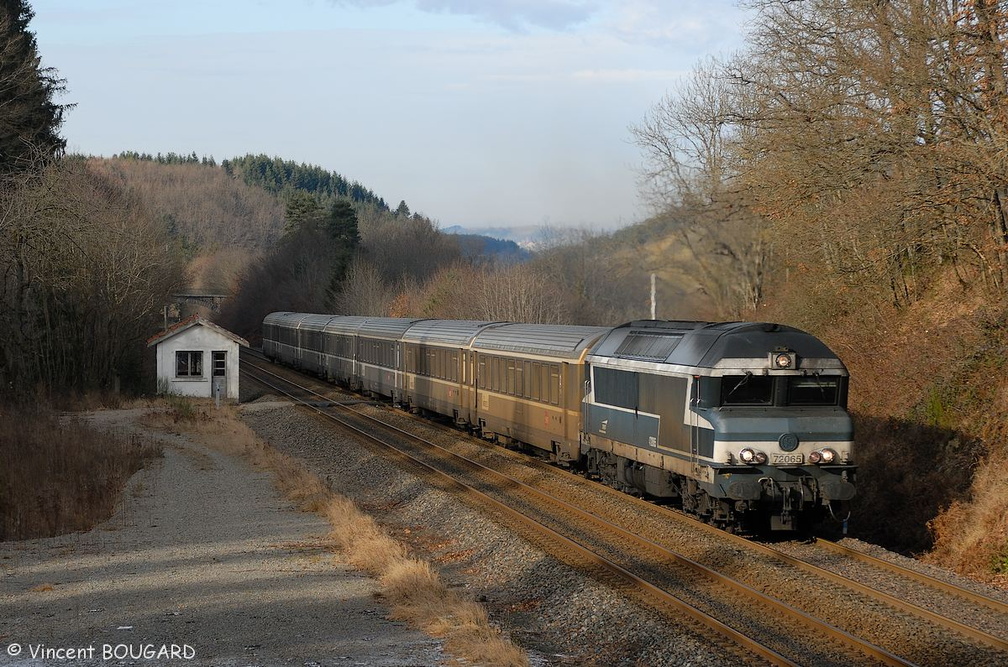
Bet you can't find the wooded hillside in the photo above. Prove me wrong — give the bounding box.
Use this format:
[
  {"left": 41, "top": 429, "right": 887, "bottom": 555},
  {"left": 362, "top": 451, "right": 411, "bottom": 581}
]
[{"left": 629, "top": 0, "right": 1008, "bottom": 583}]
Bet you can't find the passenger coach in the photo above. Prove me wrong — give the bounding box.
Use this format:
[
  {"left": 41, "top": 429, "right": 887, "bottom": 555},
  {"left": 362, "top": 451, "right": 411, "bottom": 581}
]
[{"left": 469, "top": 324, "right": 609, "bottom": 463}]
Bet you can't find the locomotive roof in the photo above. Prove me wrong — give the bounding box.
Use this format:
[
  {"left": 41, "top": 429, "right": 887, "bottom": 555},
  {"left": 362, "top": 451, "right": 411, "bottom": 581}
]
[
  {"left": 401, "top": 319, "right": 500, "bottom": 345},
  {"left": 587, "top": 320, "right": 842, "bottom": 369},
  {"left": 471, "top": 324, "right": 610, "bottom": 359}
]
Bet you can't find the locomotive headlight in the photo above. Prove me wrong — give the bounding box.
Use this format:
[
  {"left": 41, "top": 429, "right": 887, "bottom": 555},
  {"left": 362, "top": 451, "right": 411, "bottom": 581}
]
[
  {"left": 774, "top": 353, "right": 792, "bottom": 368},
  {"left": 808, "top": 448, "right": 838, "bottom": 465},
  {"left": 738, "top": 448, "right": 766, "bottom": 465}
]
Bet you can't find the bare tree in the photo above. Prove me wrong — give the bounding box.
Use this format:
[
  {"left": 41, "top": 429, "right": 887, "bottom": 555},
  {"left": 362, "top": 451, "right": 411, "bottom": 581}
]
[
  {"left": 632, "top": 58, "right": 769, "bottom": 316},
  {"left": 721, "top": 0, "right": 1008, "bottom": 302},
  {"left": 0, "top": 156, "right": 186, "bottom": 396},
  {"left": 471, "top": 262, "right": 573, "bottom": 324},
  {"left": 334, "top": 257, "right": 397, "bottom": 316}
]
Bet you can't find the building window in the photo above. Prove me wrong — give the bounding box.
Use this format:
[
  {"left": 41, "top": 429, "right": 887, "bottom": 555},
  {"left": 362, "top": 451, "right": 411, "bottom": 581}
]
[{"left": 176, "top": 351, "right": 203, "bottom": 378}]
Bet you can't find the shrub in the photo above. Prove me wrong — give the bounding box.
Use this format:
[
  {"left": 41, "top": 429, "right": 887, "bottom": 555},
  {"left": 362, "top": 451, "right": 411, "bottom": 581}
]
[{"left": 0, "top": 408, "right": 162, "bottom": 540}]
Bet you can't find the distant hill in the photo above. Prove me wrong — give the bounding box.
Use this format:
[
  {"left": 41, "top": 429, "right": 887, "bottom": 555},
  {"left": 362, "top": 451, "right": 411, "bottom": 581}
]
[
  {"left": 443, "top": 225, "right": 544, "bottom": 249},
  {"left": 222, "top": 154, "right": 389, "bottom": 210},
  {"left": 448, "top": 232, "right": 530, "bottom": 263}
]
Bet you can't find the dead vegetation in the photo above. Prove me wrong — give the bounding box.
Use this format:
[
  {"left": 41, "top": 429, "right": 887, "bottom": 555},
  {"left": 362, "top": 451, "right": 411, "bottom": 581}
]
[
  {"left": 0, "top": 407, "right": 163, "bottom": 541},
  {"left": 147, "top": 398, "right": 529, "bottom": 667}
]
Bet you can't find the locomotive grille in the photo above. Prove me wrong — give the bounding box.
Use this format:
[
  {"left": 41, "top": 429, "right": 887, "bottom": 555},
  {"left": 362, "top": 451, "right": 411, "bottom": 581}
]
[{"left": 613, "top": 332, "right": 683, "bottom": 361}]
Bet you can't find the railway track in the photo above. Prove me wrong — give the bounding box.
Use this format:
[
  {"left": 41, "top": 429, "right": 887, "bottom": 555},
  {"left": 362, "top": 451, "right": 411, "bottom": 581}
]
[{"left": 239, "top": 350, "right": 1008, "bottom": 666}]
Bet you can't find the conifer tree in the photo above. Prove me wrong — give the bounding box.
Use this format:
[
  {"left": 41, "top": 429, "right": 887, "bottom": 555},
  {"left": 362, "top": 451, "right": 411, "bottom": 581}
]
[{"left": 0, "top": 0, "right": 70, "bottom": 174}]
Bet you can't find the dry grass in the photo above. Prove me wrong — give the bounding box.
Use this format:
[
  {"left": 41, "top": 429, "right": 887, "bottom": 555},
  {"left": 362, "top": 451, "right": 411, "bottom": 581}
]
[
  {"left": 926, "top": 460, "right": 1008, "bottom": 587},
  {"left": 0, "top": 407, "right": 162, "bottom": 541},
  {"left": 152, "top": 398, "right": 529, "bottom": 666}
]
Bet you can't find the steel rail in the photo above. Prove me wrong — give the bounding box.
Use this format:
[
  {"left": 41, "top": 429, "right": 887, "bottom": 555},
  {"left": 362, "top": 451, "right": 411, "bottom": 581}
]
[
  {"left": 242, "top": 363, "right": 795, "bottom": 666},
  {"left": 241, "top": 358, "right": 914, "bottom": 667},
  {"left": 811, "top": 538, "right": 1008, "bottom": 616},
  {"left": 510, "top": 436, "right": 1008, "bottom": 653},
  {"left": 245, "top": 350, "right": 1005, "bottom": 655}
]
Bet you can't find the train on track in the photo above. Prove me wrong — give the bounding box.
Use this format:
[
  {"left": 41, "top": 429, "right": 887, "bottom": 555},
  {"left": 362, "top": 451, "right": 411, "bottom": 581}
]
[{"left": 262, "top": 312, "right": 856, "bottom": 533}]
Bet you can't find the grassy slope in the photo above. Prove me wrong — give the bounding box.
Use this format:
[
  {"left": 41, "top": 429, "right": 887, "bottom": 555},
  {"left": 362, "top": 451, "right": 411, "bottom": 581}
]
[{"left": 765, "top": 269, "right": 1007, "bottom": 582}]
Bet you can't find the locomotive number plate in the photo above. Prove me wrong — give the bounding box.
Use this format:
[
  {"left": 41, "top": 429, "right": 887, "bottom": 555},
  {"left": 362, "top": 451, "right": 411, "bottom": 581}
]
[{"left": 772, "top": 453, "right": 803, "bottom": 465}]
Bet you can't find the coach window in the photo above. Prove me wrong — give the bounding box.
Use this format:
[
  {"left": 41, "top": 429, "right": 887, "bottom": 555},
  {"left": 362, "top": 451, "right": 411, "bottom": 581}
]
[{"left": 176, "top": 351, "right": 203, "bottom": 378}]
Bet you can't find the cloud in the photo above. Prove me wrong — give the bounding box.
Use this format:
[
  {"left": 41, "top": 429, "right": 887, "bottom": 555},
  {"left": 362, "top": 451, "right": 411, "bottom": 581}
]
[
  {"left": 416, "top": 0, "right": 599, "bottom": 31},
  {"left": 326, "top": 1, "right": 748, "bottom": 51},
  {"left": 331, "top": 0, "right": 600, "bottom": 32},
  {"left": 603, "top": 0, "right": 750, "bottom": 50}
]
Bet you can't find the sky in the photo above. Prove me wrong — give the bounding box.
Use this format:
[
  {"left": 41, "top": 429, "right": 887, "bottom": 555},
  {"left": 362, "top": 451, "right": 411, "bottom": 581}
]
[{"left": 31, "top": 0, "right": 751, "bottom": 231}]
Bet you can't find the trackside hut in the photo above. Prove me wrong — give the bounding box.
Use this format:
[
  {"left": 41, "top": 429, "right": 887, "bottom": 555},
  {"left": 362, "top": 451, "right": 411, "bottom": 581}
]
[{"left": 147, "top": 316, "right": 248, "bottom": 400}]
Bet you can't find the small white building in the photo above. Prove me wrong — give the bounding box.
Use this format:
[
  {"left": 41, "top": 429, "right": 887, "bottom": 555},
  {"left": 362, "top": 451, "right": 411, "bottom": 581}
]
[{"left": 147, "top": 315, "right": 248, "bottom": 401}]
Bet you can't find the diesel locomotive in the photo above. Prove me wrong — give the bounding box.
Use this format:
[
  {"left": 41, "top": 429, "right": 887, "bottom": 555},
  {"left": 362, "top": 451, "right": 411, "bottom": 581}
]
[{"left": 262, "top": 313, "right": 856, "bottom": 533}]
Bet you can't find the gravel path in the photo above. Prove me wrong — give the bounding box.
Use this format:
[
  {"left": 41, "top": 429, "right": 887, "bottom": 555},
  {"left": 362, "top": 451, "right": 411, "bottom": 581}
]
[{"left": 0, "top": 408, "right": 442, "bottom": 667}]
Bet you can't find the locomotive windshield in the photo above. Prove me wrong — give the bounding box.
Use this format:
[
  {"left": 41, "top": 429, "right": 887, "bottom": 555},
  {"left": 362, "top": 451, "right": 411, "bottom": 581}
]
[
  {"left": 720, "top": 374, "right": 842, "bottom": 406},
  {"left": 787, "top": 375, "right": 840, "bottom": 405},
  {"left": 721, "top": 374, "right": 774, "bottom": 405}
]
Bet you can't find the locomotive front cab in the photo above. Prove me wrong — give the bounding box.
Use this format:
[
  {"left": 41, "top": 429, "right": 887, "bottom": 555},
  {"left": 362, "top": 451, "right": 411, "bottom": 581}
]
[{"left": 696, "top": 357, "right": 857, "bottom": 532}]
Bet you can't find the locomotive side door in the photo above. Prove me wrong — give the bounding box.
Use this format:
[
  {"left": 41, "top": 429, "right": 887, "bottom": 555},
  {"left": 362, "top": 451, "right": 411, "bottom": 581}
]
[{"left": 689, "top": 375, "right": 701, "bottom": 478}]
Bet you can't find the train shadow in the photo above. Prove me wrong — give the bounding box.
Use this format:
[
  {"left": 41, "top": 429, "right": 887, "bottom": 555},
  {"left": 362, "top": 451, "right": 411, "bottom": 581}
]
[{"left": 846, "top": 413, "right": 985, "bottom": 556}]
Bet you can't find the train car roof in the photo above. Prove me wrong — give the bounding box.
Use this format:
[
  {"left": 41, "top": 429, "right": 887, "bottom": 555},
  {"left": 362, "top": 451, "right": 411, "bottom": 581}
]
[
  {"left": 587, "top": 320, "right": 843, "bottom": 369},
  {"left": 320, "top": 315, "right": 370, "bottom": 335},
  {"left": 357, "top": 317, "right": 427, "bottom": 339},
  {"left": 471, "top": 323, "right": 611, "bottom": 359},
  {"left": 297, "top": 314, "right": 343, "bottom": 332},
  {"left": 401, "top": 319, "right": 500, "bottom": 346},
  {"left": 263, "top": 311, "right": 318, "bottom": 328}
]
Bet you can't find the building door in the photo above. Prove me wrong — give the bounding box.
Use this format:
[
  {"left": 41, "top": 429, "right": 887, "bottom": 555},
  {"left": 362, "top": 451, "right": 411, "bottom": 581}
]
[{"left": 212, "top": 351, "right": 227, "bottom": 401}]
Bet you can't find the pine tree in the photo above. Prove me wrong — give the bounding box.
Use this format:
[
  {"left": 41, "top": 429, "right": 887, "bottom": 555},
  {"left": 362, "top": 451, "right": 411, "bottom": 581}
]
[
  {"left": 0, "top": 0, "right": 70, "bottom": 174},
  {"left": 324, "top": 199, "right": 360, "bottom": 308}
]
